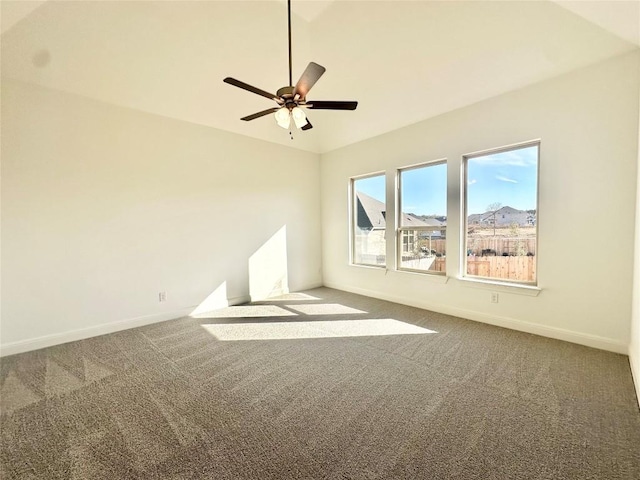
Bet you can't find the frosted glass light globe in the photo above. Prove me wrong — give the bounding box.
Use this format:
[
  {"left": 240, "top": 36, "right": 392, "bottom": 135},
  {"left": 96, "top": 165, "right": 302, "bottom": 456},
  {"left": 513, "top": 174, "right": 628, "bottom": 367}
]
[
  {"left": 291, "top": 107, "right": 307, "bottom": 129},
  {"left": 274, "top": 107, "right": 291, "bottom": 129}
]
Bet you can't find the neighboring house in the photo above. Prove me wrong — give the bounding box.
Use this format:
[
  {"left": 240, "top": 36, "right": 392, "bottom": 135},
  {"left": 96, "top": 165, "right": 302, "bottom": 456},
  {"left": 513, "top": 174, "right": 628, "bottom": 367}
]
[
  {"left": 468, "top": 213, "right": 484, "bottom": 225},
  {"left": 468, "top": 206, "right": 536, "bottom": 227},
  {"left": 355, "top": 191, "right": 387, "bottom": 231},
  {"left": 355, "top": 192, "right": 445, "bottom": 258},
  {"left": 354, "top": 192, "right": 387, "bottom": 261}
]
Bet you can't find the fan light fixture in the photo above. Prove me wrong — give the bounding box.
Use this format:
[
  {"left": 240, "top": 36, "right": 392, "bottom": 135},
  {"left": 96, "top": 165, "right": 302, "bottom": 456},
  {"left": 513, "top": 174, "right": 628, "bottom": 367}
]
[
  {"left": 274, "top": 106, "right": 308, "bottom": 130},
  {"left": 223, "top": 0, "right": 358, "bottom": 135}
]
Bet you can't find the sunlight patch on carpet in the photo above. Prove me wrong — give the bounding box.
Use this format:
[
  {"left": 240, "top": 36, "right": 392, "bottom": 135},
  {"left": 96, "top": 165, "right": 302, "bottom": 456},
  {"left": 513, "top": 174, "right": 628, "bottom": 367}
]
[
  {"left": 201, "top": 318, "right": 436, "bottom": 341},
  {"left": 192, "top": 305, "right": 297, "bottom": 319},
  {"left": 263, "top": 292, "right": 321, "bottom": 301},
  {"left": 284, "top": 303, "right": 367, "bottom": 315}
]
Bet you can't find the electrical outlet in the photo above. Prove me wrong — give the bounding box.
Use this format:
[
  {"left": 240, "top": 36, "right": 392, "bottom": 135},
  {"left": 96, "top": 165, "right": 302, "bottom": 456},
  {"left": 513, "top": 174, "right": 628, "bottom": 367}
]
[
  {"left": 490, "top": 292, "right": 499, "bottom": 304},
  {"left": 159, "top": 291, "right": 167, "bottom": 302}
]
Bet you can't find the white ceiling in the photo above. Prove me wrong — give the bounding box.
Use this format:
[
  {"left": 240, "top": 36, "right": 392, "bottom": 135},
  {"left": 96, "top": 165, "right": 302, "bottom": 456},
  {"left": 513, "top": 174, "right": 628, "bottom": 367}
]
[{"left": 2, "top": 0, "right": 638, "bottom": 154}]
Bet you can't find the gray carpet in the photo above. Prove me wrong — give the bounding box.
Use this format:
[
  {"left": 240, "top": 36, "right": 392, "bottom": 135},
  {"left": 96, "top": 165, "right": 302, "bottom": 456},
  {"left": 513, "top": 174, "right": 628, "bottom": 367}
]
[{"left": 1, "top": 287, "right": 639, "bottom": 479}]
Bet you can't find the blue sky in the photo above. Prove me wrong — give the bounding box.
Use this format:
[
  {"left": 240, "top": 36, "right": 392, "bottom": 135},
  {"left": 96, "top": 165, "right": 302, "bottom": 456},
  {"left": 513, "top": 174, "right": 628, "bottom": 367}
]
[
  {"left": 467, "top": 145, "right": 538, "bottom": 214},
  {"left": 354, "top": 164, "right": 447, "bottom": 216},
  {"left": 401, "top": 163, "right": 447, "bottom": 216},
  {"left": 354, "top": 174, "right": 386, "bottom": 203},
  {"left": 354, "top": 145, "right": 537, "bottom": 217}
]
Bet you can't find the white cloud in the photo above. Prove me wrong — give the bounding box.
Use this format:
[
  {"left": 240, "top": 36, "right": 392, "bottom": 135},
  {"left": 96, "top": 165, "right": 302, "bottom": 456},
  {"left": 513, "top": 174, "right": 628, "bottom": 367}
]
[
  {"left": 468, "top": 179, "right": 477, "bottom": 185},
  {"left": 496, "top": 175, "right": 518, "bottom": 183},
  {"left": 471, "top": 148, "right": 537, "bottom": 167}
]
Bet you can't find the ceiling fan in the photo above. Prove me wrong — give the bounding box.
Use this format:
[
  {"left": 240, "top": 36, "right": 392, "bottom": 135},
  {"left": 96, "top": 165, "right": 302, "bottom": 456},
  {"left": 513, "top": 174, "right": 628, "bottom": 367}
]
[{"left": 223, "top": 0, "right": 357, "bottom": 132}]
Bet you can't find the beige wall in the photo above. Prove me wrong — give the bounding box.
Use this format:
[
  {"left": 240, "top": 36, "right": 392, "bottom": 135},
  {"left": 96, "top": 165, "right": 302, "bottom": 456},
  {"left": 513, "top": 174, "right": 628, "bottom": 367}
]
[
  {"left": 2, "top": 50, "right": 640, "bottom": 396},
  {"left": 321, "top": 52, "right": 640, "bottom": 353},
  {"left": 630, "top": 75, "right": 640, "bottom": 402},
  {"left": 1, "top": 80, "right": 322, "bottom": 353}
]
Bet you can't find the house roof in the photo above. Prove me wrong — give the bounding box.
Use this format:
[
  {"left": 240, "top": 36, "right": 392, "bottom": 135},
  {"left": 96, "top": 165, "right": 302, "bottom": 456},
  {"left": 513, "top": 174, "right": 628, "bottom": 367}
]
[
  {"left": 418, "top": 217, "right": 445, "bottom": 227},
  {"left": 356, "top": 192, "right": 385, "bottom": 229},
  {"left": 400, "top": 212, "right": 431, "bottom": 228},
  {"left": 356, "top": 192, "right": 430, "bottom": 229}
]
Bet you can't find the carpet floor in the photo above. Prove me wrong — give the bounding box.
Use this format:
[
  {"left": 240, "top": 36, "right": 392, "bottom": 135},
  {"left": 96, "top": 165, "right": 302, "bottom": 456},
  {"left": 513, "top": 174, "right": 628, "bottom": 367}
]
[{"left": 1, "top": 287, "right": 639, "bottom": 479}]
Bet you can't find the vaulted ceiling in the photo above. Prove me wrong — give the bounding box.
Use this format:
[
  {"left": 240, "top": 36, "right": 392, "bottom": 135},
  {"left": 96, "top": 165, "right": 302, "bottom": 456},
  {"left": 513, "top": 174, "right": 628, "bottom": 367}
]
[{"left": 2, "top": 1, "right": 638, "bottom": 154}]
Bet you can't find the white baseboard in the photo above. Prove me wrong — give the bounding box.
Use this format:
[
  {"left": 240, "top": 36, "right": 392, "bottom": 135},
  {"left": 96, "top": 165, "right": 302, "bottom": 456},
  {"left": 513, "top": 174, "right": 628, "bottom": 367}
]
[
  {"left": 629, "top": 346, "right": 640, "bottom": 409},
  {"left": 5, "top": 281, "right": 624, "bottom": 360},
  {"left": 0, "top": 308, "right": 195, "bottom": 357},
  {"left": 250, "top": 288, "right": 289, "bottom": 302},
  {"left": 227, "top": 294, "right": 251, "bottom": 306},
  {"left": 294, "top": 281, "right": 324, "bottom": 292},
  {"left": 0, "top": 286, "right": 321, "bottom": 358},
  {"left": 248, "top": 282, "right": 324, "bottom": 302},
  {"left": 324, "top": 281, "right": 628, "bottom": 354}
]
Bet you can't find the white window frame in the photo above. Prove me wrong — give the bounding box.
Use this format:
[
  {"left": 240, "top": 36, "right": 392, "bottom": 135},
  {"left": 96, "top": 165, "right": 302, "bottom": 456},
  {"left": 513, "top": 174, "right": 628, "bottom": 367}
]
[
  {"left": 462, "top": 140, "right": 540, "bottom": 286},
  {"left": 397, "top": 160, "right": 447, "bottom": 275},
  {"left": 350, "top": 172, "right": 387, "bottom": 268}
]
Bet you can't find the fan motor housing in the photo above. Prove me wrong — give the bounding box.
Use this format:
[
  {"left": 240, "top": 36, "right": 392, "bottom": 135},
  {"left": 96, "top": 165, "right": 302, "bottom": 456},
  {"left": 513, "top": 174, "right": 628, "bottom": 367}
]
[{"left": 277, "top": 85, "right": 295, "bottom": 99}]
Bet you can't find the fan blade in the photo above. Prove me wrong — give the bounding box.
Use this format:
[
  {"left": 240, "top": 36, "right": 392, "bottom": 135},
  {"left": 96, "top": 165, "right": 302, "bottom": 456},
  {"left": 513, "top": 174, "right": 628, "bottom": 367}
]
[
  {"left": 301, "top": 119, "right": 313, "bottom": 131},
  {"left": 224, "top": 77, "right": 280, "bottom": 102},
  {"left": 307, "top": 101, "right": 358, "bottom": 111},
  {"left": 293, "top": 62, "right": 326, "bottom": 99},
  {"left": 241, "top": 108, "right": 280, "bottom": 122}
]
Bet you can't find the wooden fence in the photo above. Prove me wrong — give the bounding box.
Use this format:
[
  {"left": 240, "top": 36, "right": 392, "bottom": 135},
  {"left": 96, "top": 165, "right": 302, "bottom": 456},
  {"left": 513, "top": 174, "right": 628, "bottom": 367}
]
[
  {"left": 467, "top": 256, "right": 536, "bottom": 282},
  {"left": 398, "top": 255, "right": 533, "bottom": 281},
  {"left": 432, "top": 257, "right": 446, "bottom": 273},
  {"left": 418, "top": 238, "right": 536, "bottom": 257},
  {"left": 466, "top": 237, "right": 536, "bottom": 256}
]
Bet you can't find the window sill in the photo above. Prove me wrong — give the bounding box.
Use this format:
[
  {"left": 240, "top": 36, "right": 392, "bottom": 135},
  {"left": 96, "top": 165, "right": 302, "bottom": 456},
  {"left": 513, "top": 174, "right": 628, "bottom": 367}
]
[
  {"left": 350, "top": 263, "right": 386, "bottom": 270},
  {"left": 454, "top": 276, "right": 541, "bottom": 296},
  {"left": 349, "top": 264, "right": 450, "bottom": 284},
  {"left": 396, "top": 269, "right": 449, "bottom": 283}
]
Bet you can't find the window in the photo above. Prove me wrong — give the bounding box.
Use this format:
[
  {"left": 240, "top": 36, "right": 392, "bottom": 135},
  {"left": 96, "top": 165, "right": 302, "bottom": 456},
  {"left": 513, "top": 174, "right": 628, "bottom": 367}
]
[
  {"left": 463, "top": 142, "right": 539, "bottom": 284},
  {"left": 401, "top": 230, "right": 415, "bottom": 254},
  {"left": 351, "top": 174, "right": 386, "bottom": 266},
  {"left": 397, "top": 161, "right": 447, "bottom": 274}
]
